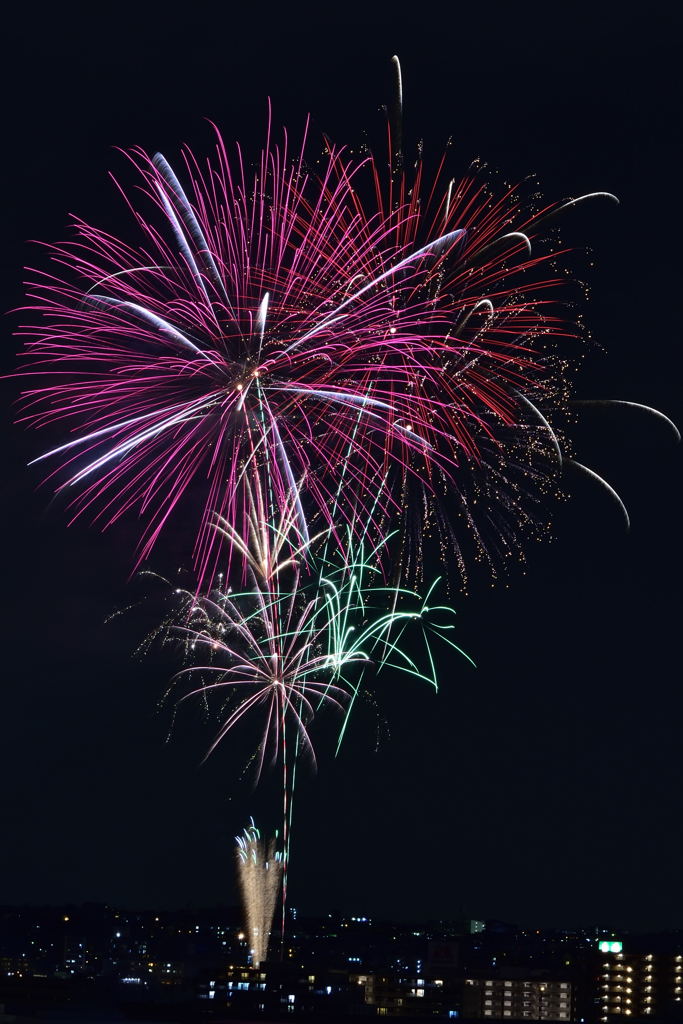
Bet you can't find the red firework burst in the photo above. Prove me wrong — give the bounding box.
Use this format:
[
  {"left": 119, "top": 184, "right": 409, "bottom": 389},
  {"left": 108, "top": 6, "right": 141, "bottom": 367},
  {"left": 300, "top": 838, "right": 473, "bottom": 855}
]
[{"left": 16, "top": 99, "right": 615, "bottom": 586}]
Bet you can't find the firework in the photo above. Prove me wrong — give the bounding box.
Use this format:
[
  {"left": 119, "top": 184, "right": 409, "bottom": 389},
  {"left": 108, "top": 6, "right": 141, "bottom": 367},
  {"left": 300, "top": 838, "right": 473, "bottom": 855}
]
[
  {"left": 159, "top": 459, "right": 472, "bottom": 760},
  {"left": 15, "top": 56, "right": 678, "bottom": 939},
  {"left": 16, "top": 73, "right": 631, "bottom": 588},
  {"left": 155, "top": 465, "right": 471, "bottom": 926},
  {"left": 235, "top": 820, "right": 282, "bottom": 967}
]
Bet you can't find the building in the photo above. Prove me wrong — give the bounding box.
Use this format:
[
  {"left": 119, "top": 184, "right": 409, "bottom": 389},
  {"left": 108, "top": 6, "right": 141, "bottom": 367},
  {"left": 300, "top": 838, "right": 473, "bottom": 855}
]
[
  {"left": 354, "top": 972, "right": 456, "bottom": 1017},
  {"left": 463, "top": 977, "right": 573, "bottom": 1021},
  {"left": 596, "top": 944, "right": 683, "bottom": 1020}
]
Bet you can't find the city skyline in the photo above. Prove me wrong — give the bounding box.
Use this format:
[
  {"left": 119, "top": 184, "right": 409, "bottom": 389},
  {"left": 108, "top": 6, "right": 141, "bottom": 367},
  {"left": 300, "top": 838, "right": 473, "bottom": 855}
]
[{"left": 2, "top": 901, "right": 682, "bottom": 1020}]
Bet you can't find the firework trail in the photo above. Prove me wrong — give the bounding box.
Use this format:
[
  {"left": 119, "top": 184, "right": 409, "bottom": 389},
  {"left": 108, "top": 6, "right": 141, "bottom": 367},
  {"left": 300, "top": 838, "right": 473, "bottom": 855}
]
[
  {"left": 235, "top": 820, "right": 282, "bottom": 966},
  {"left": 130, "top": 463, "right": 470, "bottom": 927},
  {"left": 159, "top": 466, "right": 472, "bottom": 924}
]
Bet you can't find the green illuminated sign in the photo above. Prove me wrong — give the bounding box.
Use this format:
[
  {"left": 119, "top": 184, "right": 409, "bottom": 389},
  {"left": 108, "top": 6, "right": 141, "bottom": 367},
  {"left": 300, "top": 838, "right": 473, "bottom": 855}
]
[{"left": 598, "top": 941, "right": 623, "bottom": 953}]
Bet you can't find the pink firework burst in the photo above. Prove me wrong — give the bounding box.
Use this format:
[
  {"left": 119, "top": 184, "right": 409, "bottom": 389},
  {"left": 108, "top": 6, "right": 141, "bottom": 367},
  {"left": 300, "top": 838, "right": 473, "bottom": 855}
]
[{"left": 16, "top": 103, "right": 613, "bottom": 586}]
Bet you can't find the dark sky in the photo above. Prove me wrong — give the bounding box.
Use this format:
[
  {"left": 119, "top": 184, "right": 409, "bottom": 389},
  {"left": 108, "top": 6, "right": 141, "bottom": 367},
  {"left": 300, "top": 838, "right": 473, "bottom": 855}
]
[{"left": 1, "top": 3, "right": 681, "bottom": 931}]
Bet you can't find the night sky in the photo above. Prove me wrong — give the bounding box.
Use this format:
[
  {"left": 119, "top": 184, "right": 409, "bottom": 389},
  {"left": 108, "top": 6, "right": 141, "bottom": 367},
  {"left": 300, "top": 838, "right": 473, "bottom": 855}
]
[{"left": 2, "top": 3, "right": 681, "bottom": 931}]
